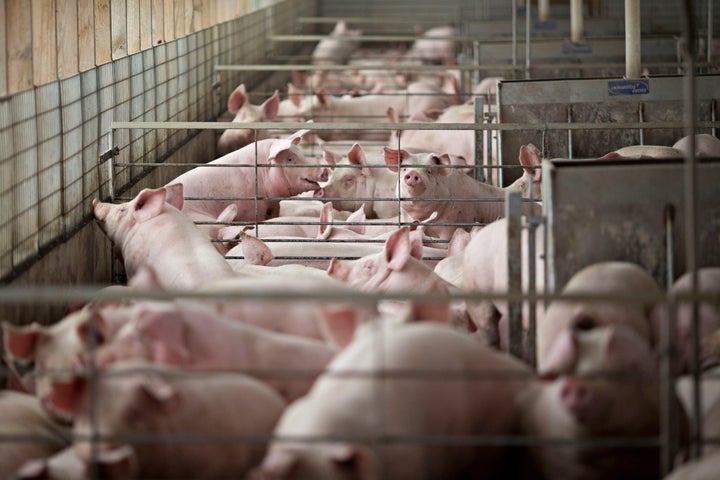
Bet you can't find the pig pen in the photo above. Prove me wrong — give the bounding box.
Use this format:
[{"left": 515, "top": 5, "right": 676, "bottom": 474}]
[{"left": 2, "top": 0, "right": 720, "bottom": 478}]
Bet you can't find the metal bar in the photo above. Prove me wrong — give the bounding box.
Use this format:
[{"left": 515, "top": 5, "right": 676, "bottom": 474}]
[
  {"left": 512, "top": 0, "right": 518, "bottom": 73},
  {"left": 659, "top": 299, "right": 679, "bottom": 476},
  {"left": 109, "top": 120, "right": 720, "bottom": 131},
  {"left": 268, "top": 34, "right": 478, "bottom": 42},
  {"left": 506, "top": 190, "right": 523, "bottom": 359},
  {"left": 525, "top": 0, "right": 531, "bottom": 79}
]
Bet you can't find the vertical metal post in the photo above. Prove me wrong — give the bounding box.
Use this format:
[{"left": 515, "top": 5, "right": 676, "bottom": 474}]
[
  {"left": 681, "top": 0, "right": 701, "bottom": 459},
  {"left": 108, "top": 127, "right": 115, "bottom": 202},
  {"left": 512, "top": 0, "right": 518, "bottom": 78},
  {"left": 625, "top": 0, "right": 642, "bottom": 79},
  {"left": 506, "top": 191, "right": 523, "bottom": 359},
  {"left": 570, "top": 0, "right": 584, "bottom": 43},
  {"left": 567, "top": 106, "right": 573, "bottom": 160},
  {"left": 638, "top": 102, "right": 645, "bottom": 146},
  {"left": 659, "top": 300, "right": 679, "bottom": 476},
  {"left": 475, "top": 97, "right": 487, "bottom": 184},
  {"left": 539, "top": 0, "right": 550, "bottom": 21},
  {"left": 708, "top": 0, "right": 714, "bottom": 65},
  {"left": 525, "top": 0, "right": 531, "bottom": 79},
  {"left": 526, "top": 217, "right": 538, "bottom": 368}
]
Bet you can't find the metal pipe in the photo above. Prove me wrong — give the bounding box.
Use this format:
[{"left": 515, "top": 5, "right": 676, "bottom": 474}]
[
  {"left": 525, "top": 0, "right": 531, "bottom": 79},
  {"left": 570, "top": 0, "right": 584, "bottom": 43},
  {"left": 680, "top": 0, "right": 701, "bottom": 459},
  {"left": 506, "top": 191, "right": 523, "bottom": 359},
  {"left": 512, "top": 0, "right": 518, "bottom": 74},
  {"left": 539, "top": 0, "right": 550, "bottom": 22},
  {"left": 708, "top": 0, "right": 714, "bottom": 64},
  {"left": 625, "top": 0, "right": 642, "bottom": 79}
]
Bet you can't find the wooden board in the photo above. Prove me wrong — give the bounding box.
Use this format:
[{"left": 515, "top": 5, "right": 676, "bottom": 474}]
[
  {"left": 78, "top": 0, "right": 96, "bottom": 71},
  {"left": 6, "top": 0, "right": 33, "bottom": 93},
  {"left": 56, "top": 0, "right": 80, "bottom": 79},
  {"left": 111, "top": 0, "right": 128, "bottom": 59}
]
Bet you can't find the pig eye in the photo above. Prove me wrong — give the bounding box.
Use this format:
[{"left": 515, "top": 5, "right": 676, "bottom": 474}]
[{"left": 343, "top": 176, "right": 355, "bottom": 186}]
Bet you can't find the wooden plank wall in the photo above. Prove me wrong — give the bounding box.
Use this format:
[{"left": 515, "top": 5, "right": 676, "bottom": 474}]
[{"left": 0, "top": 0, "right": 257, "bottom": 97}]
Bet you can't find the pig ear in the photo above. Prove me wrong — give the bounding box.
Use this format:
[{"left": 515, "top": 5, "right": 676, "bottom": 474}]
[
  {"left": 383, "top": 227, "right": 413, "bottom": 270},
  {"left": 347, "top": 144, "right": 372, "bottom": 177},
  {"left": 227, "top": 84, "right": 248, "bottom": 115},
  {"left": 133, "top": 188, "right": 167, "bottom": 223},
  {"left": 407, "top": 230, "right": 425, "bottom": 260},
  {"left": 268, "top": 129, "right": 309, "bottom": 161},
  {"left": 345, "top": 205, "right": 366, "bottom": 234},
  {"left": 329, "top": 444, "right": 377, "bottom": 480},
  {"left": 240, "top": 233, "right": 273, "bottom": 266},
  {"left": 216, "top": 203, "right": 238, "bottom": 224},
  {"left": 538, "top": 329, "right": 578, "bottom": 376},
  {"left": 327, "top": 257, "right": 353, "bottom": 282},
  {"left": 318, "top": 203, "right": 335, "bottom": 239},
  {"left": 430, "top": 154, "right": 452, "bottom": 176},
  {"left": 141, "top": 376, "right": 180, "bottom": 410},
  {"left": 386, "top": 106, "right": 398, "bottom": 123},
  {"left": 3, "top": 322, "right": 44, "bottom": 360},
  {"left": 383, "top": 147, "right": 409, "bottom": 172},
  {"left": 262, "top": 90, "right": 280, "bottom": 120},
  {"left": 322, "top": 147, "right": 343, "bottom": 168},
  {"left": 164, "top": 183, "right": 184, "bottom": 211},
  {"left": 448, "top": 228, "right": 471, "bottom": 257},
  {"left": 519, "top": 144, "right": 542, "bottom": 180},
  {"left": 319, "top": 306, "right": 364, "bottom": 349}
]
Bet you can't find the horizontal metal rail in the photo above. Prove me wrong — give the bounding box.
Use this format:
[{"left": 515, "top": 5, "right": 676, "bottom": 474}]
[{"left": 110, "top": 120, "right": 720, "bottom": 131}]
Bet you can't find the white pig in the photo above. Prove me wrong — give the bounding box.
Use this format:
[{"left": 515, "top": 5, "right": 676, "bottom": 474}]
[
  {"left": 251, "top": 321, "right": 532, "bottom": 480},
  {"left": 91, "top": 300, "right": 336, "bottom": 403},
  {"left": 92, "top": 184, "right": 235, "bottom": 289},
  {"left": 672, "top": 133, "right": 720, "bottom": 158},
  {"left": 11, "top": 445, "right": 136, "bottom": 480},
  {"left": 314, "top": 143, "right": 401, "bottom": 219},
  {"left": 217, "top": 85, "right": 280, "bottom": 156},
  {"left": 0, "top": 391, "right": 71, "bottom": 478},
  {"left": 166, "top": 129, "right": 328, "bottom": 235},
  {"left": 384, "top": 148, "right": 537, "bottom": 240},
  {"left": 518, "top": 324, "right": 688, "bottom": 480},
  {"left": 312, "top": 21, "right": 361, "bottom": 65},
  {"left": 47, "top": 361, "right": 286, "bottom": 480},
  {"left": 538, "top": 261, "right": 662, "bottom": 372}
]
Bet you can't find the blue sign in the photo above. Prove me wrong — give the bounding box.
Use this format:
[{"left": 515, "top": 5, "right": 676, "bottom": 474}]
[
  {"left": 607, "top": 79, "right": 651, "bottom": 96},
  {"left": 562, "top": 41, "right": 592, "bottom": 55},
  {"left": 534, "top": 20, "right": 557, "bottom": 31}
]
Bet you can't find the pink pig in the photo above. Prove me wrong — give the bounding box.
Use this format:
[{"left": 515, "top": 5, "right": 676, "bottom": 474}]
[
  {"left": 673, "top": 133, "right": 720, "bottom": 158},
  {"left": 91, "top": 300, "right": 336, "bottom": 403},
  {"left": 384, "top": 148, "right": 537, "bottom": 240},
  {"left": 250, "top": 321, "right": 531, "bottom": 480},
  {"left": 314, "top": 143, "right": 401, "bottom": 219},
  {"left": 651, "top": 267, "right": 720, "bottom": 374},
  {"left": 518, "top": 324, "right": 688, "bottom": 480},
  {"left": 2, "top": 301, "right": 135, "bottom": 421},
  {"left": 48, "top": 361, "right": 286, "bottom": 480},
  {"left": 92, "top": 184, "right": 234, "bottom": 289},
  {"left": 0, "top": 391, "right": 72, "bottom": 479},
  {"left": 537, "top": 261, "right": 661, "bottom": 372},
  {"left": 12, "top": 445, "right": 136, "bottom": 480},
  {"left": 217, "top": 84, "right": 280, "bottom": 156},
  {"left": 167, "top": 129, "right": 328, "bottom": 234}
]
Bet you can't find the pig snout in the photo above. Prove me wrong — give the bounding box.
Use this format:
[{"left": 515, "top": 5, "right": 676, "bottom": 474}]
[
  {"left": 313, "top": 188, "right": 325, "bottom": 198},
  {"left": 560, "top": 377, "right": 592, "bottom": 419},
  {"left": 92, "top": 198, "right": 109, "bottom": 221},
  {"left": 572, "top": 314, "right": 596, "bottom": 332},
  {"left": 404, "top": 170, "right": 424, "bottom": 187}
]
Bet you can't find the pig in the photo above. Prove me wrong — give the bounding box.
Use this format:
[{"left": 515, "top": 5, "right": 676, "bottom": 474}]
[
  {"left": 384, "top": 148, "right": 537, "bottom": 240},
  {"left": 91, "top": 299, "right": 336, "bottom": 403},
  {"left": 0, "top": 391, "right": 71, "bottom": 478},
  {"left": 675, "top": 365, "right": 720, "bottom": 457},
  {"left": 92, "top": 184, "right": 235, "bottom": 289},
  {"left": 537, "top": 261, "right": 662, "bottom": 372},
  {"left": 504, "top": 143, "right": 544, "bottom": 201},
  {"left": 462, "top": 217, "right": 546, "bottom": 355},
  {"left": 312, "top": 21, "right": 361, "bottom": 65},
  {"left": 166, "top": 129, "right": 328, "bottom": 238},
  {"left": 663, "top": 450, "right": 720, "bottom": 480},
  {"left": 673, "top": 133, "right": 720, "bottom": 158},
  {"left": 326, "top": 226, "right": 456, "bottom": 326},
  {"left": 517, "top": 324, "right": 688, "bottom": 480},
  {"left": 313, "top": 143, "right": 401, "bottom": 219},
  {"left": 598, "top": 144, "right": 684, "bottom": 160},
  {"left": 217, "top": 85, "right": 280, "bottom": 156},
  {"left": 404, "top": 25, "right": 457, "bottom": 64},
  {"left": 250, "top": 321, "right": 532, "bottom": 480},
  {"left": 48, "top": 361, "right": 286, "bottom": 480},
  {"left": 651, "top": 267, "right": 720, "bottom": 374},
  {"left": 11, "top": 445, "right": 136, "bottom": 480},
  {"left": 293, "top": 90, "right": 408, "bottom": 141},
  {"left": 432, "top": 228, "right": 473, "bottom": 289},
  {"left": 2, "top": 301, "right": 136, "bottom": 420}
]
